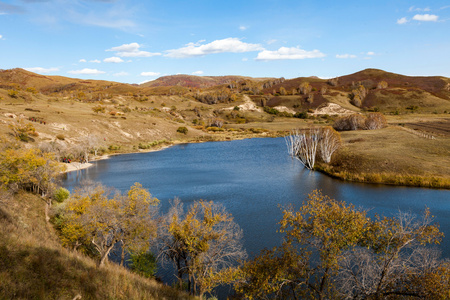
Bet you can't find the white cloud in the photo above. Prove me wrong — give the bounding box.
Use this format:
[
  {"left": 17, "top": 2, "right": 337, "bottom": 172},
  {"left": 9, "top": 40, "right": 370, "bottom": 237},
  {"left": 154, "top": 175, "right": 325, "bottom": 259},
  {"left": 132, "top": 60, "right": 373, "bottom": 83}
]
[
  {"left": 266, "top": 39, "right": 277, "bottom": 45},
  {"left": 165, "top": 38, "right": 263, "bottom": 58},
  {"left": 409, "top": 6, "right": 431, "bottom": 12},
  {"left": 0, "top": 34, "right": 3, "bottom": 40},
  {"left": 79, "top": 59, "right": 87, "bottom": 63},
  {"left": 239, "top": 25, "right": 247, "bottom": 31},
  {"left": 336, "top": 54, "right": 356, "bottom": 59},
  {"left": 68, "top": 68, "right": 105, "bottom": 75},
  {"left": 107, "top": 42, "right": 161, "bottom": 57},
  {"left": 25, "top": 67, "right": 59, "bottom": 74},
  {"left": 255, "top": 47, "right": 325, "bottom": 61},
  {"left": 140, "top": 71, "right": 160, "bottom": 77},
  {"left": 367, "top": 51, "right": 376, "bottom": 55},
  {"left": 242, "top": 57, "right": 248, "bottom": 61},
  {"left": 413, "top": 14, "right": 439, "bottom": 21},
  {"left": 192, "top": 70, "right": 204, "bottom": 75},
  {"left": 103, "top": 56, "right": 124, "bottom": 63},
  {"left": 90, "top": 59, "right": 101, "bottom": 63},
  {"left": 397, "top": 17, "right": 408, "bottom": 24},
  {"left": 113, "top": 71, "right": 129, "bottom": 76}
]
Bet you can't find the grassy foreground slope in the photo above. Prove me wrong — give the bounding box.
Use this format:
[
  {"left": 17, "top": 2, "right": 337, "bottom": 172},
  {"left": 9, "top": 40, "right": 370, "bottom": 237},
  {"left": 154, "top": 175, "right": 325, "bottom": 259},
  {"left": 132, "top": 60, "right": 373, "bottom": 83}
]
[{"left": 0, "top": 191, "right": 194, "bottom": 299}]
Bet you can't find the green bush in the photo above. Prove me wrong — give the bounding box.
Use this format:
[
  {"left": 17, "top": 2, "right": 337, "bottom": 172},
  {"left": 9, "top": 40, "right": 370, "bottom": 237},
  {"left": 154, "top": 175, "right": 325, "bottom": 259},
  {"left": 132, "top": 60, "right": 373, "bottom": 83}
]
[
  {"left": 129, "top": 251, "right": 157, "bottom": 278},
  {"left": 177, "top": 126, "right": 188, "bottom": 134},
  {"left": 53, "top": 187, "right": 70, "bottom": 203}
]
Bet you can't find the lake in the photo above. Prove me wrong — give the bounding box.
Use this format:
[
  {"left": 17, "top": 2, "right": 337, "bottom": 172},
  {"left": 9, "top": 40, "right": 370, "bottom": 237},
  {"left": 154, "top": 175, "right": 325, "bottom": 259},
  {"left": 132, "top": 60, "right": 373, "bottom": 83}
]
[{"left": 62, "top": 137, "right": 450, "bottom": 284}]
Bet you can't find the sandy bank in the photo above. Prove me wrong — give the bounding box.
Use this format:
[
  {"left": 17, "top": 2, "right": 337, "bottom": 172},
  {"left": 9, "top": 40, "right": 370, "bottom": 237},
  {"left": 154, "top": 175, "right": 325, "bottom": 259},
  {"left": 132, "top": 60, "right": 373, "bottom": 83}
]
[{"left": 62, "top": 155, "right": 109, "bottom": 173}]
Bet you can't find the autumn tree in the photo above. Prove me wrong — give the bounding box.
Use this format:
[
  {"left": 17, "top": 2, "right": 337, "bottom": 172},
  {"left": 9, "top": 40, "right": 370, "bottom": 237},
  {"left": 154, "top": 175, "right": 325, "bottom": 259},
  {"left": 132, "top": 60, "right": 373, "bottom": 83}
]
[
  {"left": 365, "top": 112, "right": 387, "bottom": 130},
  {"left": 235, "top": 191, "right": 448, "bottom": 300},
  {"left": 236, "top": 190, "right": 369, "bottom": 299},
  {"left": 377, "top": 80, "right": 388, "bottom": 89},
  {"left": 337, "top": 209, "right": 445, "bottom": 299},
  {"left": 158, "top": 199, "right": 246, "bottom": 299},
  {"left": 0, "top": 147, "right": 63, "bottom": 196},
  {"left": 299, "top": 82, "right": 312, "bottom": 95},
  {"left": 117, "top": 182, "right": 159, "bottom": 265},
  {"left": 9, "top": 119, "right": 37, "bottom": 142},
  {"left": 58, "top": 182, "right": 160, "bottom": 267}
]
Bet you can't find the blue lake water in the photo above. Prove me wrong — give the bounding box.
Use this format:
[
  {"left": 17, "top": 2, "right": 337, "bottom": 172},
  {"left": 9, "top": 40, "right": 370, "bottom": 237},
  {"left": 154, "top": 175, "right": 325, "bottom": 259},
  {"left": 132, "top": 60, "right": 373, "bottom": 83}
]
[{"left": 62, "top": 137, "right": 450, "bottom": 288}]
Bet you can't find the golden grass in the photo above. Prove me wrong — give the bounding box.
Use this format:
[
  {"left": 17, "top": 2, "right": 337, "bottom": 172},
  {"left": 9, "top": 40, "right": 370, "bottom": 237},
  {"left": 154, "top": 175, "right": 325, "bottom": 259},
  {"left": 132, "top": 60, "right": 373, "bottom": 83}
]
[
  {"left": 318, "top": 121, "right": 450, "bottom": 188},
  {"left": 0, "top": 191, "right": 195, "bottom": 300}
]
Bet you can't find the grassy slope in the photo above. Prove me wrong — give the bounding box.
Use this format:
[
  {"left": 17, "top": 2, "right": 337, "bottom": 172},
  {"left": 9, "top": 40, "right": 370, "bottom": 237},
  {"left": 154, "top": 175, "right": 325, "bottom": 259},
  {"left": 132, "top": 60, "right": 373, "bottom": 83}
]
[
  {"left": 0, "top": 191, "right": 194, "bottom": 300},
  {"left": 0, "top": 68, "right": 449, "bottom": 188},
  {"left": 317, "top": 117, "right": 450, "bottom": 188}
]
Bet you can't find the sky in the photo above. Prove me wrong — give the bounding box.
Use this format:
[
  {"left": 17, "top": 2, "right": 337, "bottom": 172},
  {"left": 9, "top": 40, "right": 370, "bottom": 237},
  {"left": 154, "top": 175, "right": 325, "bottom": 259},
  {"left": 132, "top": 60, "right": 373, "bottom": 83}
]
[{"left": 0, "top": 0, "right": 449, "bottom": 84}]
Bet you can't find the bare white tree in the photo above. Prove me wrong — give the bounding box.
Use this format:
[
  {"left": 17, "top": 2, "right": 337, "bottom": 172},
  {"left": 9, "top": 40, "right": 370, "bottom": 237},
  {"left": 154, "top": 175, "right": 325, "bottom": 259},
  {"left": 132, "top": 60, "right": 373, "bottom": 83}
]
[
  {"left": 285, "top": 128, "right": 320, "bottom": 170},
  {"left": 318, "top": 127, "right": 341, "bottom": 163}
]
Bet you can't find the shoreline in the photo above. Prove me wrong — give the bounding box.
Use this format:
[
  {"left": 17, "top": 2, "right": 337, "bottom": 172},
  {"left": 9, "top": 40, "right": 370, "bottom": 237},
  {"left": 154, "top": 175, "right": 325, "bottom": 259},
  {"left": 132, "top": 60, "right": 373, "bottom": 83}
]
[{"left": 62, "top": 136, "right": 449, "bottom": 189}]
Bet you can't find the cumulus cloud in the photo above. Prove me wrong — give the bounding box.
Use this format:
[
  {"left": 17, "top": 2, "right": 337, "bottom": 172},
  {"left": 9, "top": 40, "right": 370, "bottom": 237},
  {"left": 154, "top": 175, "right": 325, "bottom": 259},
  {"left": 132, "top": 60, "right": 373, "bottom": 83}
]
[
  {"left": 239, "top": 25, "right": 247, "bottom": 31},
  {"left": 397, "top": 17, "right": 408, "bottom": 24},
  {"left": 165, "top": 38, "right": 263, "bottom": 58},
  {"left": 68, "top": 68, "right": 105, "bottom": 75},
  {"left": 266, "top": 39, "right": 277, "bottom": 45},
  {"left": 0, "top": 34, "right": 3, "bottom": 39},
  {"left": 107, "top": 42, "right": 161, "bottom": 57},
  {"left": 336, "top": 54, "right": 356, "bottom": 59},
  {"left": 412, "top": 14, "right": 439, "bottom": 21},
  {"left": 25, "top": 67, "right": 59, "bottom": 74},
  {"left": 103, "top": 56, "right": 124, "bottom": 63},
  {"left": 255, "top": 47, "right": 325, "bottom": 61},
  {"left": 79, "top": 59, "right": 87, "bottom": 63},
  {"left": 140, "top": 71, "right": 160, "bottom": 77},
  {"left": 192, "top": 70, "right": 204, "bottom": 75},
  {"left": 90, "top": 59, "right": 101, "bottom": 63},
  {"left": 367, "top": 51, "right": 375, "bottom": 55}
]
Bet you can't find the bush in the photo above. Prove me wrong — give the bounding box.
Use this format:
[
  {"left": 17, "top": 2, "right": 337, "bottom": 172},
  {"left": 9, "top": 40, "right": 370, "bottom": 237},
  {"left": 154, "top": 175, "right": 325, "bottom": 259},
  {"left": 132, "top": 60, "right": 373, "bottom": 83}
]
[
  {"left": 263, "top": 106, "right": 280, "bottom": 115},
  {"left": 206, "top": 126, "right": 225, "bottom": 132},
  {"left": 53, "top": 187, "right": 70, "bottom": 203},
  {"left": 56, "top": 134, "right": 65, "bottom": 140},
  {"left": 294, "top": 112, "right": 308, "bottom": 119},
  {"left": 129, "top": 251, "right": 157, "bottom": 278},
  {"left": 177, "top": 126, "right": 188, "bottom": 134}
]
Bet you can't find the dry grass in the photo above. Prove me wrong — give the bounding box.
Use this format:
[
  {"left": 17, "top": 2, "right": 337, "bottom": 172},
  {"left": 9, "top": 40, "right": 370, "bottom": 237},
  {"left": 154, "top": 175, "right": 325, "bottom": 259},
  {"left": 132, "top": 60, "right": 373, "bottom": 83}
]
[
  {"left": 0, "top": 191, "right": 195, "bottom": 300},
  {"left": 318, "top": 120, "right": 450, "bottom": 188}
]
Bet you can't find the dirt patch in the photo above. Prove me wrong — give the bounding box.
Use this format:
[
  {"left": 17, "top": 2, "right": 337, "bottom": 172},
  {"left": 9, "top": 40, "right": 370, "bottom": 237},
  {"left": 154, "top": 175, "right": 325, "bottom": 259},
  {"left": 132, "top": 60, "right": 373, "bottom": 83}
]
[{"left": 311, "top": 103, "right": 355, "bottom": 116}]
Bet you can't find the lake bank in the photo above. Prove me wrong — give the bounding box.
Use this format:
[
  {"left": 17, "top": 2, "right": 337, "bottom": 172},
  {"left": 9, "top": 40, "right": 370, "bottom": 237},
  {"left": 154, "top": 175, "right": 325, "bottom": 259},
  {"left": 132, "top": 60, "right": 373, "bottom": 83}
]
[{"left": 63, "top": 125, "right": 450, "bottom": 189}]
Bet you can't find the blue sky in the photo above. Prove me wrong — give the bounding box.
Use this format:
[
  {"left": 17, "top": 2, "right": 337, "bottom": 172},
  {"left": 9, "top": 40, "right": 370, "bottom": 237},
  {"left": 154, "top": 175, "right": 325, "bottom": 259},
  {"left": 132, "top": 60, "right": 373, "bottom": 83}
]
[{"left": 0, "top": 0, "right": 449, "bottom": 84}]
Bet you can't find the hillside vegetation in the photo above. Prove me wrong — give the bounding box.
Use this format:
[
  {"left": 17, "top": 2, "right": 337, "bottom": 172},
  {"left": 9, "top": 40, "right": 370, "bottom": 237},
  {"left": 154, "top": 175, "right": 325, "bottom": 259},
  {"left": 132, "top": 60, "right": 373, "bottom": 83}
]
[
  {"left": 0, "top": 67, "right": 449, "bottom": 298},
  {"left": 0, "top": 190, "right": 194, "bottom": 299}
]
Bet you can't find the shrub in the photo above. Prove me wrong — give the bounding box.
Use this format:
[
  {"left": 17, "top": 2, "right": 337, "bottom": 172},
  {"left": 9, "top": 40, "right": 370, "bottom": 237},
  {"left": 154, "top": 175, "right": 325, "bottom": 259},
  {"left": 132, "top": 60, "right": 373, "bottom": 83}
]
[
  {"left": 177, "top": 126, "right": 188, "bottom": 134},
  {"left": 8, "top": 89, "right": 18, "bottom": 98},
  {"left": 53, "top": 187, "right": 70, "bottom": 203},
  {"left": 264, "top": 106, "right": 279, "bottom": 115},
  {"left": 294, "top": 111, "right": 308, "bottom": 119},
  {"left": 206, "top": 126, "right": 225, "bottom": 132},
  {"left": 129, "top": 251, "right": 157, "bottom": 278},
  {"left": 56, "top": 134, "right": 65, "bottom": 140}
]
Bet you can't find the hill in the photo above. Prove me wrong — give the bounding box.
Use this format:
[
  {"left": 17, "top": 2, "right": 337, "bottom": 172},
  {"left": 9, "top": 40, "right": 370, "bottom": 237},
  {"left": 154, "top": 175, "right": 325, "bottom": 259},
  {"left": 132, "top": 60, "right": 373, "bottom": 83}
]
[
  {"left": 0, "top": 190, "right": 194, "bottom": 299},
  {"left": 140, "top": 74, "right": 275, "bottom": 88},
  {"left": 258, "top": 68, "right": 450, "bottom": 113}
]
